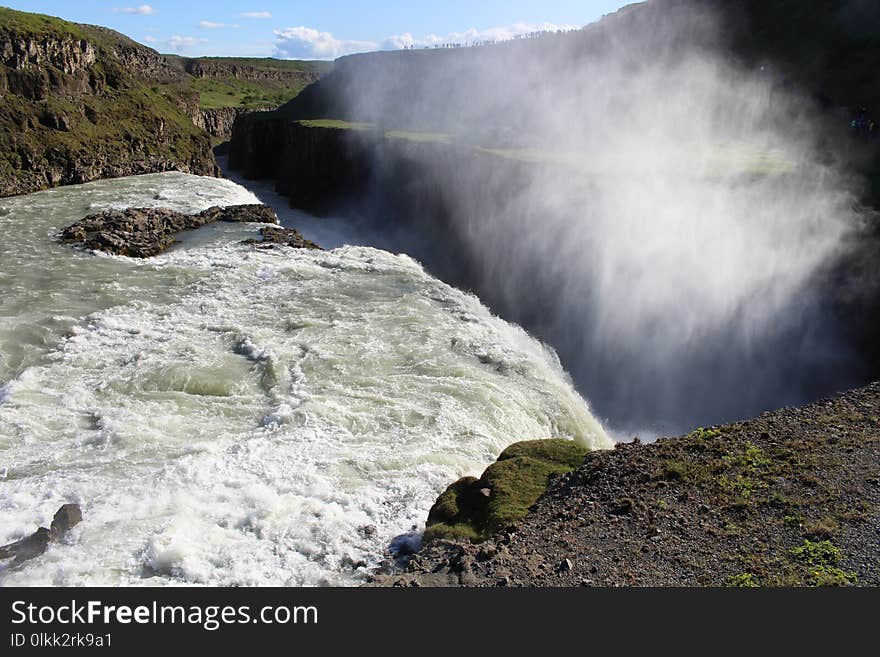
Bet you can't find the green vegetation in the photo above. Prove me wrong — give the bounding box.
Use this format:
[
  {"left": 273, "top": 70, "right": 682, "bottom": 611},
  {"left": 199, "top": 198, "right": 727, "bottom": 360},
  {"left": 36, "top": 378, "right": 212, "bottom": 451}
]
[
  {"left": 291, "top": 121, "right": 453, "bottom": 144},
  {"left": 0, "top": 6, "right": 215, "bottom": 196},
  {"left": 0, "top": 7, "right": 87, "bottom": 39},
  {"left": 424, "top": 439, "right": 590, "bottom": 543},
  {"left": 722, "top": 441, "right": 771, "bottom": 469},
  {"left": 385, "top": 130, "right": 451, "bottom": 144},
  {"left": 477, "top": 142, "right": 792, "bottom": 178},
  {"left": 190, "top": 77, "right": 314, "bottom": 110},
  {"left": 783, "top": 514, "right": 802, "bottom": 527},
  {"left": 718, "top": 473, "right": 766, "bottom": 498},
  {"left": 661, "top": 460, "right": 690, "bottom": 481},
  {"left": 724, "top": 573, "right": 759, "bottom": 587},
  {"left": 790, "top": 539, "right": 856, "bottom": 586},
  {"left": 165, "top": 55, "right": 332, "bottom": 74},
  {"left": 697, "top": 141, "right": 793, "bottom": 176},
  {"left": 690, "top": 427, "right": 722, "bottom": 441},
  {"left": 161, "top": 56, "right": 331, "bottom": 110},
  {"left": 296, "top": 119, "right": 374, "bottom": 131}
]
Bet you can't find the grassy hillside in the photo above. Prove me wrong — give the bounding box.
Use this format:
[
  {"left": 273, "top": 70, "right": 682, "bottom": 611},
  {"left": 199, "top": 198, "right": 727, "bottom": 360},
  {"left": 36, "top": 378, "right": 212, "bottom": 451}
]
[
  {"left": 188, "top": 76, "right": 314, "bottom": 110},
  {"left": 0, "top": 7, "right": 218, "bottom": 196},
  {"left": 163, "top": 55, "right": 332, "bottom": 110}
]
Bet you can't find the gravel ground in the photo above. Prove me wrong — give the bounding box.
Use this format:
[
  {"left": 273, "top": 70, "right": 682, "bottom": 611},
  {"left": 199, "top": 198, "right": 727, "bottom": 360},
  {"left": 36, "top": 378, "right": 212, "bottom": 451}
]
[{"left": 371, "top": 382, "right": 880, "bottom": 586}]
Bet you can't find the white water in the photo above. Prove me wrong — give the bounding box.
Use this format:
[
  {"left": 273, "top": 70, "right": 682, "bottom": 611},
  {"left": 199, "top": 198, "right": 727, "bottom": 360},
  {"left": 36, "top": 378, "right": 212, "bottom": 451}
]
[{"left": 0, "top": 172, "right": 609, "bottom": 586}]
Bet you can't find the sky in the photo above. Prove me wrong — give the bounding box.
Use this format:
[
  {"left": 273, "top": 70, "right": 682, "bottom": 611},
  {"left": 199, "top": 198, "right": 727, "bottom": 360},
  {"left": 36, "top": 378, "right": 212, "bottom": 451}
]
[{"left": 5, "top": 1, "right": 633, "bottom": 59}]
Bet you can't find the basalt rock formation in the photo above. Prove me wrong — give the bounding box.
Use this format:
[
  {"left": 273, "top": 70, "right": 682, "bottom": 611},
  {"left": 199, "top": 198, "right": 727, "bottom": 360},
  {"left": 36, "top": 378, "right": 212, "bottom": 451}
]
[
  {"left": 61, "top": 204, "right": 279, "bottom": 258},
  {"left": 193, "top": 107, "right": 256, "bottom": 142}
]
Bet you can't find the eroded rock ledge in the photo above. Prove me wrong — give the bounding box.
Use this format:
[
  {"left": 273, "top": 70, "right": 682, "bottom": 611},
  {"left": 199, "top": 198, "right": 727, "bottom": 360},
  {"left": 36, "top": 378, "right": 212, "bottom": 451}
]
[{"left": 61, "top": 203, "right": 283, "bottom": 257}]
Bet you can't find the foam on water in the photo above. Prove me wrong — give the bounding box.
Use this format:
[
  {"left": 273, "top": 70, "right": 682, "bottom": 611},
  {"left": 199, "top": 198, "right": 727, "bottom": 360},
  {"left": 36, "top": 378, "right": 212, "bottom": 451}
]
[{"left": 0, "top": 173, "right": 609, "bottom": 586}]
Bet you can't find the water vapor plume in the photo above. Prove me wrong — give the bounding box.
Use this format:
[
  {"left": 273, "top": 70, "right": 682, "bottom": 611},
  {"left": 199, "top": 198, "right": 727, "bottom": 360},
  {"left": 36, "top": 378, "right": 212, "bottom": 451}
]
[{"left": 317, "top": 0, "right": 873, "bottom": 434}]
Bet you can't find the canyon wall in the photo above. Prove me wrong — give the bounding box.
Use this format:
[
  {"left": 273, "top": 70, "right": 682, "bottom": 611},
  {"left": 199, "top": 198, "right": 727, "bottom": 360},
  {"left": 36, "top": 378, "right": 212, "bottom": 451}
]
[{"left": 0, "top": 8, "right": 218, "bottom": 197}]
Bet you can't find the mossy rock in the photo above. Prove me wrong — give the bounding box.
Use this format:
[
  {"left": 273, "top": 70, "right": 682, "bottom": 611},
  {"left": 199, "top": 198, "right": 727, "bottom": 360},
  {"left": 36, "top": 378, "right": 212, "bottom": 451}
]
[
  {"left": 497, "top": 439, "right": 590, "bottom": 469},
  {"left": 424, "top": 439, "right": 590, "bottom": 544},
  {"left": 425, "top": 476, "right": 484, "bottom": 527}
]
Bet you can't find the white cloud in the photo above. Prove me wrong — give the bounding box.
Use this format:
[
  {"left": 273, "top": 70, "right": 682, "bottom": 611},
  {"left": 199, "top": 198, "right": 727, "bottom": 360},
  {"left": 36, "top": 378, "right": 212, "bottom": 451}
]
[
  {"left": 142, "top": 35, "right": 157, "bottom": 43},
  {"left": 382, "top": 22, "right": 579, "bottom": 50},
  {"left": 199, "top": 21, "right": 239, "bottom": 29},
  {"left": 113, "top": 5, "right": 155, "bottom": 15},
  {"left": 241, "top": 11, "right": 272, "bottom": 19},
  {"left": 166, "top": 35, "right": 208, "bottom": 52},
  {"left": 274, "top": 26, "right": 376, "bottom": 60},
  {"left": 274, "top": 22, "right": 580, "bottom": 60}
]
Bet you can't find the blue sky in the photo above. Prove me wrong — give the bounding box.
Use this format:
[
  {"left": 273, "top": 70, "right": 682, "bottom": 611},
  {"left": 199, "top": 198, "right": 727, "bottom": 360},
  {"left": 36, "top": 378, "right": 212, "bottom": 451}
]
[{"left": 5, "top": 1, "right": 632, "bottom": 58}]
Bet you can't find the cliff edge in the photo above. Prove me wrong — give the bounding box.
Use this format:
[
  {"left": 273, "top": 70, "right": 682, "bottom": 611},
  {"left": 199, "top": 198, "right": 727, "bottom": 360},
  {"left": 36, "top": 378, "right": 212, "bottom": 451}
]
[
  {"left": 0, "top": 7, "right": 219, "bottom": 197},
  {"left": 373, "top": 382, "right": 880, "bottom": 586}
]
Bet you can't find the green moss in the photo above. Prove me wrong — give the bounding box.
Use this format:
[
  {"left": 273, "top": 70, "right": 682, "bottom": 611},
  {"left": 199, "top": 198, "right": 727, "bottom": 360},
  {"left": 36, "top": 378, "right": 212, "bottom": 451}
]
[
  {"left": 426, "top": 476, "right": 482, "bottom": 526},
  {"left": 496, "top": 439, "right": 590, "bottom": 469},
  {"left": 789, "top": 539, "right": 856, "bottom": 586},
  {"left": 723, "top": 441, "right": 771, "bottom": 469},
  {"left": 482, "top": 456, "right": 573, "bottom": 529},
  {"left": 422, "top": 523, "right": 482, "bottom": 543},
  {"left": 424, "top": 439, "right": 590, "bottom": 544},
  {"left": 718, "top": 473, "right": 766, "bottom": 498},
  {"left": 724, "top": 573, "right": 760, "bottom": 587}
]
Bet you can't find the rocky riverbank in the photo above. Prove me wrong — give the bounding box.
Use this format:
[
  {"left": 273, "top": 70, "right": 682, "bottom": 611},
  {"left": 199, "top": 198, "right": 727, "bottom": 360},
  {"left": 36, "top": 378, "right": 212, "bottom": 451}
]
[{"left": 372, "top": 381, "right": 880, "bottom": 586}]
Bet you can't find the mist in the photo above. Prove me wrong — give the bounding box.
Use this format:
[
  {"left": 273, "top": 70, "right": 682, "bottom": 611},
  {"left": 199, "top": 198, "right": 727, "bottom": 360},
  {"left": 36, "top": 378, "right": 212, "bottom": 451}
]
[{"left": 297, "top": 1, "right": 872, "bottom": 434}]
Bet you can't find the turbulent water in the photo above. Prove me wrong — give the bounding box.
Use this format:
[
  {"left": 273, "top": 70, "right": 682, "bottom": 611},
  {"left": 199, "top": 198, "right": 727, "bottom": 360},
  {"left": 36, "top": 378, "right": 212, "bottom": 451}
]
[{"left": 0, "top": 172, "right": 609, "bottom": 586}]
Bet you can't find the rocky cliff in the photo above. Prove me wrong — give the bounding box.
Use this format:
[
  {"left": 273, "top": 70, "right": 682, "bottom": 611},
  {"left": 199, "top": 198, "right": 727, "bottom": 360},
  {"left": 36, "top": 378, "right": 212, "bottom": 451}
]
[
  {"left": 193, "top": 107, "right": 260, "bottom": 141},
  {"left": 175, "top": 57, "right": 326, "bottom": 84},
  {"left": 229, "top": 118, "right": 379, "bottom": 211},
  {"left": 0, "top": 8, "right": 218, "bottom": 197}
]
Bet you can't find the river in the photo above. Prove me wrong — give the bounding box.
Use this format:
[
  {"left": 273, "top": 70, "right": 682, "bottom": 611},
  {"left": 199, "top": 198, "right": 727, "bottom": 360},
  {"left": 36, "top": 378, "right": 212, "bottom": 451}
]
[{"left": 0, "top": 172, "right": 609, "bottom": 585}]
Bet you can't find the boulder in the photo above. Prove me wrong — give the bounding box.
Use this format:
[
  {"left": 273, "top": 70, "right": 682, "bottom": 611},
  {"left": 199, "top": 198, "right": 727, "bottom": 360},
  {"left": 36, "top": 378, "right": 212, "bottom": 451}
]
[
  {"left": 242, "top": 225, "right": 322, "bottom": 250},
  {"left": 0, "top": 503, "right": 83, "bottom": 567}
]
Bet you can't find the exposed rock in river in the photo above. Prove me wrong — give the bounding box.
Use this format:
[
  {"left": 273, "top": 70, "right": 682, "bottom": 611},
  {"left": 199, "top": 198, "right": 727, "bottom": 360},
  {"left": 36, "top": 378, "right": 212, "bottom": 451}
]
[
  {"left": 61, "top": 203, "right": 280, "bottom": 257},
  {"left": 242, "top": 225, "right": 322, "bottom": 250},
  {"left": 0, "top": 503, "right": 82, "bottom": 567}
]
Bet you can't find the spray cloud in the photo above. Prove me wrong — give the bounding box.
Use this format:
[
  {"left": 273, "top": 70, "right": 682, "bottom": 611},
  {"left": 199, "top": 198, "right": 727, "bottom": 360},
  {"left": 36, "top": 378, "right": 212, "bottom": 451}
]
[{"left": 317, "top": 1, "right": 869, "bottom": 433}]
